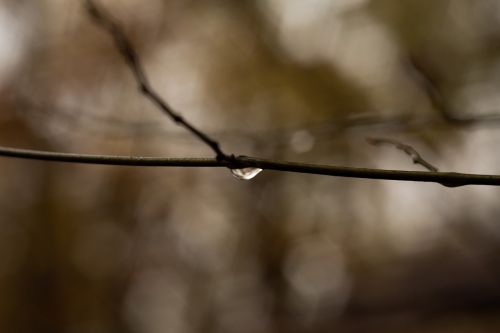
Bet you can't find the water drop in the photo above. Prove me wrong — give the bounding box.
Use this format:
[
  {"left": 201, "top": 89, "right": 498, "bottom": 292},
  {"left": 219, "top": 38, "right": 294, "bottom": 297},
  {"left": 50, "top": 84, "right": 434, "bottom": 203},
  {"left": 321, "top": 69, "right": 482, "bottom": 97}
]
[{"left": 230, "top": 167, "right": 263, "bottom": 180}]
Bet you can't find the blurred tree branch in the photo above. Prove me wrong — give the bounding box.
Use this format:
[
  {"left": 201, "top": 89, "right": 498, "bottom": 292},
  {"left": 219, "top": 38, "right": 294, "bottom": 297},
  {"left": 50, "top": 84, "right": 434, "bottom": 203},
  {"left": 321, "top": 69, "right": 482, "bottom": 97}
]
[
  {"left": 367, "top": 137, "right": 439, "bottom": 172},
  {"left": 407, "top": 55, "right": 500, "bottom": 125}
]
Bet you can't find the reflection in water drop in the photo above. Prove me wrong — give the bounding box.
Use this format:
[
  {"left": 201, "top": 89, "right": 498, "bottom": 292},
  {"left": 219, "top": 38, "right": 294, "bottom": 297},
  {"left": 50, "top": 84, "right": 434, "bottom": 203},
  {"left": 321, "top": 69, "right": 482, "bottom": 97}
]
[{"left": 230, "top": 167, "right": 263, "bottom": 180}]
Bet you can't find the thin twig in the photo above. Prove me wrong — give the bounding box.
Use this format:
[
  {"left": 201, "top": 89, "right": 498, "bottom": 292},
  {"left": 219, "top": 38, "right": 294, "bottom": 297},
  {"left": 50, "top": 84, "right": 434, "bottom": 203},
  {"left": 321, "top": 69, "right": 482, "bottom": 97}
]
[
  {"left": 84, "top": 0, "right": 230, "bottom": 161},
  {"left": 1, "top": 145, "right": 500, "bottom": 187},
  {"left": 406, "top": 55, "right": 500, "bottom": 125},
  {"left": 16, "top": 96, "right": 410, "bottom": 141},
  {"left": 367, "top": 137, "right": 439, "bottom": 172},
  {"left": 0, "top": 146, "right": 220, "bottom": 166}
]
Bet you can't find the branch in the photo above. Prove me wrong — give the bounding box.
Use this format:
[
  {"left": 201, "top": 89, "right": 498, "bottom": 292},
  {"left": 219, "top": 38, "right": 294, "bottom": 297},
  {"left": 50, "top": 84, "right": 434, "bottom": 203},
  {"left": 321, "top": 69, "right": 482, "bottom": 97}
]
[
  {"left": 84, "top": 0, "right": 230, "bottom": 161},
  {"left": 0, "top": 146, "right": 221, "bottom": 167},
  {"left": 16, "top": 96, "right": 411, "bottom": 141},
  {"left": 1, "top": 145, "right": 500, "bottom": 187},
  {"left": 406, "top": 55, "right": 500, "bottom": 125},
  {"left": 367, "top": 137, "right": 439, "bottom": 172}
]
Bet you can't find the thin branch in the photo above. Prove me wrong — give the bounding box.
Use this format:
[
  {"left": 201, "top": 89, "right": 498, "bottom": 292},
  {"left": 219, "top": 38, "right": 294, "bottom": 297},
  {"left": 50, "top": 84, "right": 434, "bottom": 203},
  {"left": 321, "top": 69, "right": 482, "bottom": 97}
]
[
  {"left": 367, "top": 137, "right": 439, "bottom": 172},
  {"left": 16, "top": 96, "right": 411, "bottom": 141},
  {"left": 84, "top": 0, "right": 230, "bottom": 161},
  {"left": 406, "top": 55, "right": 500, "bottom": 125},
  {"left": 1, "top": 145, "right": 500, "bottom": 187},
  {"left": 0, "top": 146, "right": 221, "bottom": 167}
]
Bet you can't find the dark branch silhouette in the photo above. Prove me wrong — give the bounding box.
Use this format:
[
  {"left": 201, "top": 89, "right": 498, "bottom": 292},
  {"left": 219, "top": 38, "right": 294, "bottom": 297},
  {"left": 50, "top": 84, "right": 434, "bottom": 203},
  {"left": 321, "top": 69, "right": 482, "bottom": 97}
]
[
  {"left": 1, "top": 145, "right": 500, "bottom": 187},
  {"left": 84, "top": 0, "right": 230, "bottom": 161},
  {"left": 367, "top": 137, "right": 439, "bottom": 172}
]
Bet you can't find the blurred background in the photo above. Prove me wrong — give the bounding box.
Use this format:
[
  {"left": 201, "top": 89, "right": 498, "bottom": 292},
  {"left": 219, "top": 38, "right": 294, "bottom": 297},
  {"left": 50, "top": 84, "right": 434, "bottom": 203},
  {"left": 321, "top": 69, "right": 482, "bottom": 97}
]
[{"left": 2, "top": 0, "right": 500, "bottom": 332}]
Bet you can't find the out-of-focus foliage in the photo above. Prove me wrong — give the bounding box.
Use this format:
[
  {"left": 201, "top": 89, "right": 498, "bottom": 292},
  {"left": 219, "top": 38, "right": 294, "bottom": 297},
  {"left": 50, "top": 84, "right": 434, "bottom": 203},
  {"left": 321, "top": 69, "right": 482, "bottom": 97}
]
[{"left": 2, "top": 0, "right": 500, "bottom": 332}]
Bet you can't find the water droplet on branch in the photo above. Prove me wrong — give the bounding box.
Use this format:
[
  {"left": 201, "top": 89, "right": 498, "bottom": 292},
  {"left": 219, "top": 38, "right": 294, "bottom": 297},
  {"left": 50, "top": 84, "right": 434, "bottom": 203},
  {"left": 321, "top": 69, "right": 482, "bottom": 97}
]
[{"left": 230, "top": 167, "right": 263, "bottom": 180}]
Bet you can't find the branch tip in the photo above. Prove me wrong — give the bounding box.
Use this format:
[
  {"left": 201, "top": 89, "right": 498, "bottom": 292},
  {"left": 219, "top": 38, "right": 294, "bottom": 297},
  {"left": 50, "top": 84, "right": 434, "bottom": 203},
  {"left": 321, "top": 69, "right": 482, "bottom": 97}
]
[{"left": 367, "top": 137, "right": 439, "bottom": 172}]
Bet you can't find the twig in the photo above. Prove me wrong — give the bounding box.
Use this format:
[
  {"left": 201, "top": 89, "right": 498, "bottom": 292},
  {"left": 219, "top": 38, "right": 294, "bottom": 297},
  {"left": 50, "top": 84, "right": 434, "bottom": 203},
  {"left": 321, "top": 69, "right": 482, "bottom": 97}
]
[
  {"left": 0, "top": 146, "right": 221, "bottom": 167},
  {"left": 84, "top": 0, "right": 230, "bottom": 161},
  {"left": 15, "top": 96, "right": 410, "bottom": 141},
  {"left": 1, "top": 145, "right": 500, "bottom": 187},
  {"left": 406, "top": 55, "right": 500, "bottom": 125},
  {"left": 367, "top": 137, "right": 439, "bottom": 172}
]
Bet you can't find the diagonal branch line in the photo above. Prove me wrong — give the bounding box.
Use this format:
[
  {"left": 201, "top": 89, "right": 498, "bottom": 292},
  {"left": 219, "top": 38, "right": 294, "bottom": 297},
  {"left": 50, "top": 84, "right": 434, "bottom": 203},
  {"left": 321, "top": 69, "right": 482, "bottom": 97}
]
[
  {"left": 406, "top": 55, "right": 500, "bottom": 125},
  {"left": 84, "top": 0, "right": 229, "bottom": 161},
  {"left": 367, "top": 137, "right": 439, "bottom": 172},
  {"left": 1, "top": 145, "right": 500, "bottom": 187}
]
